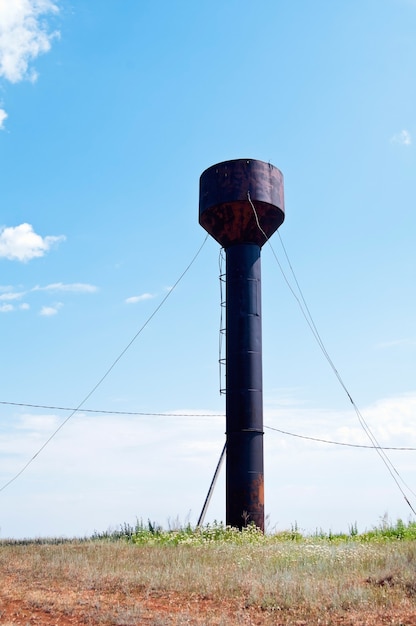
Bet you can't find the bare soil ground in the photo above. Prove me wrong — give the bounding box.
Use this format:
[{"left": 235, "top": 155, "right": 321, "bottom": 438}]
[
  {"left": 3, "top": 538, "right": 416, "bottom": 625},
  {"left": 2, "top": 570, "right": 416, "bottom": 626}
]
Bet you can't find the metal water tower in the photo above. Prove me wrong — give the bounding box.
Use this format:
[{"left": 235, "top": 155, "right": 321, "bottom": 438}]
[{"left": 199, "top": 158, "right": 285, "bottom": 531}]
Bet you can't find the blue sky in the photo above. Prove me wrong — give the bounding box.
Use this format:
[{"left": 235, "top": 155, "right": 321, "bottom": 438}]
[{"left": 0, "top": 0, "right": 415, "bottom": 538}]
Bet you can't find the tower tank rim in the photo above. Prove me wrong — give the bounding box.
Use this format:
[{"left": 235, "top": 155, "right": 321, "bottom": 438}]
[{"left": 200, "top": 157, "right": 284, "bottom": 180}]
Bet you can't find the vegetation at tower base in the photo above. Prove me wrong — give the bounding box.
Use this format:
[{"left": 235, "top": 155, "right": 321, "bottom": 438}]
[
  {"left": 2, "top": 518, "right": 416, "bottom": 625},
  {"left": 97, "top": 516, "right": 416, "bottom": 544}
]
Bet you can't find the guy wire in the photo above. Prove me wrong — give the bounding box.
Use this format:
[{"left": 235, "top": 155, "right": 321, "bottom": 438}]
[
  {"left": 0, "top": 235, "right": 209, "bottom": 493},
  {"left": 2, "top": 400, "right": 415, "bottom": 449},
  {"left": 247, "top": 191, "right": 416, "bottom": 515}
]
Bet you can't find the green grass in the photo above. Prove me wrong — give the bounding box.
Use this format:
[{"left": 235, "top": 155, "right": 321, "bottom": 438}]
[
  {"left": 89, "top": 516, "right": 416, "bottom": 546},
  {"left": 3, "top": 515, "right": 416, "bottom": 547}
]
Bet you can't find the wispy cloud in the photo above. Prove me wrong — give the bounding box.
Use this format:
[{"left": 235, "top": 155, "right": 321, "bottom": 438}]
[
  {"left": 16, "top": 413, "right": 60, "bottom": 432},
  {"left": 376, "top": 338, "right": 416, "bottom": 349},
  {"left": 2, "top": 392, "right": 416, "bottom": 538},
  {"left": 125, "top": 293, "right": 155, "bottom": 304},
  {"left": 0, "top": 0, "right": 59, "bottom": 84},
  {"left": 0, "top": 290, "right": 26, "bottom": 301},
  {"left": 0, "top": 287, "right": 29, "bottom": 311},
  {"left": 0, "top": 303, "right": 13, "bottom": 312},
  {"left": 0, "top": 223, "right": 65, "bottom": 262},
  {"left": 391, "top": 129, "right": 412, "bottom": 146},
  {"left": 33, "top": 282, "right": 98, "bottom": 293},
  {"left": 0, "top": 281, "right": 98, "bottom": 315},
  {"left": 39, "top": 303, "right": 62, "bottom": 316},
  {"left": 0, "top": 107, "right": 7, "bottom": 130},
  {"left": 265, "top": 390, "right": 416, "bottom": 448}
]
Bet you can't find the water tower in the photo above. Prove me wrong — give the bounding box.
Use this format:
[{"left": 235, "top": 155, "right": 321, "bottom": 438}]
[{"left": 199, "top": 158, "right": 284, "bottom": 531}]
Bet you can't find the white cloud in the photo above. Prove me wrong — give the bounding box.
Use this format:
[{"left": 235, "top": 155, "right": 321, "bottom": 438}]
[
  {"left": 391, "top": 129, "right": 412, "bottom": 145},
  {"left": 39, "top": 302, "right": 62, "bottom": 316},
  {"left": 0, "top": 0, "right": 59, "bottom": 84},
  {"left": 0, "top": 281, "right": 96, "bottom": 314},
  {"left": 0, "top": 223, "right": 65, "bottom": 262},
  {"left": 2, "top": 392, "right": 416, "bottom": 538},
  {"left": 0, "top": 107, "right": 7, "bottom": 129},
  {"left": 125, "top": 293, "right": 155, "bottom": 304},
  {"left": 264, "top": 391, "right": 416, "bottom": 457},
  {"left": 16, "top": 412, "right": 60, "bottom": 432},
  {"left": 376, "top": 338, "right": 416, "bottom": 349},
  {"left": 33, "top": 282, "right": 98, "bottom": 293},
  {"left": 0, "top": 290, "right": 25, "bottom": 301},
  {"left": 360, "top": 393, "right": 416, "bottom": 442}
]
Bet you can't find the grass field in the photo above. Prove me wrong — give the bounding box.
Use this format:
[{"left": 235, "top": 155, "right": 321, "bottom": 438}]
[{"left": 1, "top": 519, "right": 416, "bottom": 625}]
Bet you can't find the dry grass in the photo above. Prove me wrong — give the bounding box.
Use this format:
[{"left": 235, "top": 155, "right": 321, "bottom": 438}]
[{"left": 1, "top": 537, "right": 416, "bottom": 624}]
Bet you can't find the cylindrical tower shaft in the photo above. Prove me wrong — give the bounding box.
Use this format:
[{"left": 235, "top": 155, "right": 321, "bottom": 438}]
[{"left": 226, "top": 243, "right": 264, "bottom": 529}]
